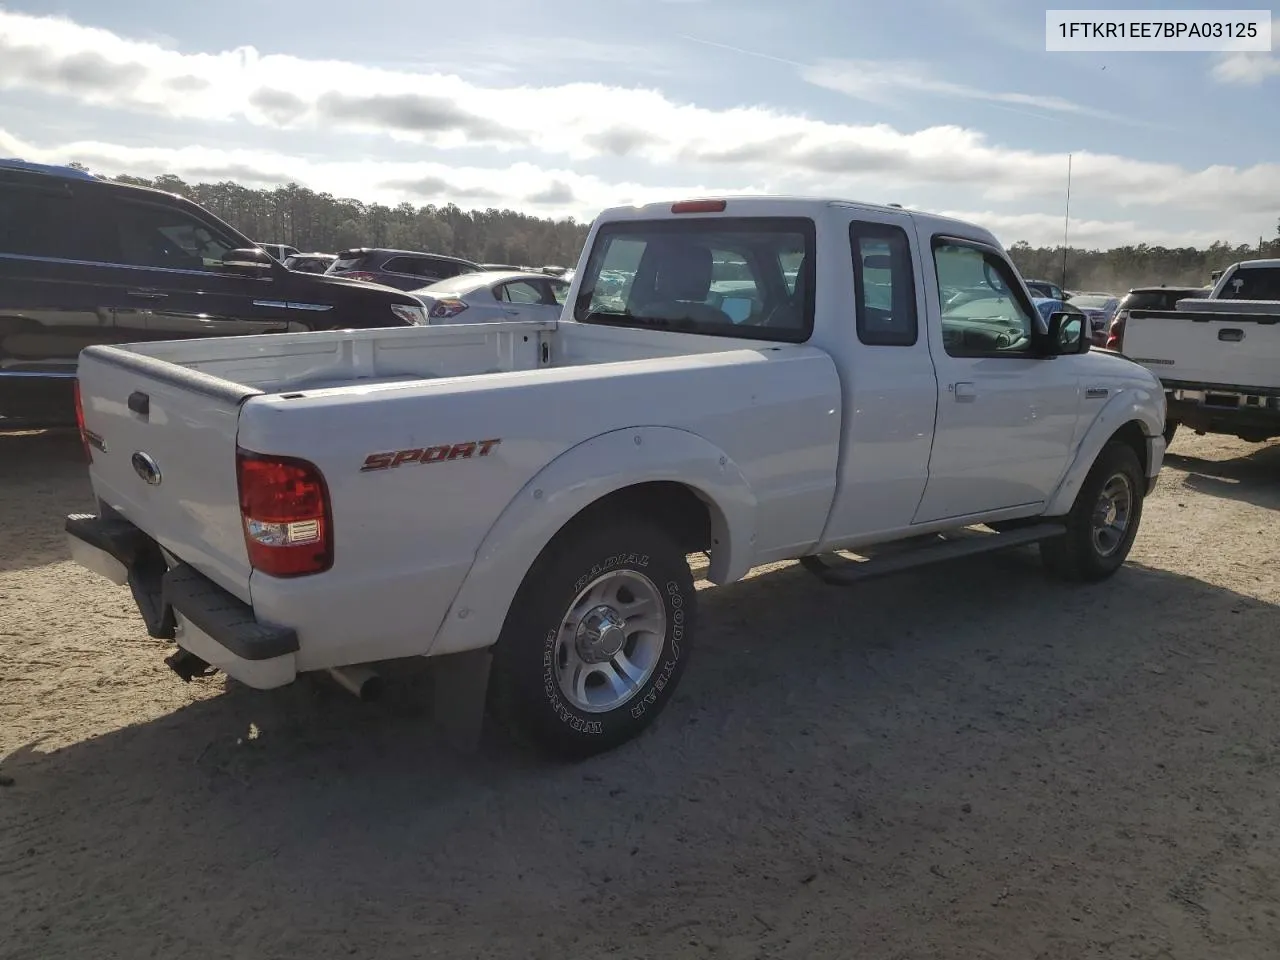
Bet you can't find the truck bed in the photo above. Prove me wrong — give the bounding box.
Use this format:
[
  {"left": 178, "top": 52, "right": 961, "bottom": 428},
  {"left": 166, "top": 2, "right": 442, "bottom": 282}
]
[
  {"left": 109, "top": 319, "right": 761, "bottom": 396},
  {"left": 75, "top": 319, "right": 842, "bottom": 637}
]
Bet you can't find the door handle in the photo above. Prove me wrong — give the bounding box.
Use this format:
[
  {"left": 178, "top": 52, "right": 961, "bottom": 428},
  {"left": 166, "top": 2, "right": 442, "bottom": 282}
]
[
  {"left": 1218, "top": 328, "right": 1244, "bottom": 342},
  {"left": 954, "top": 381, "right": 977, "bottom": 402},
  {"left": 127, "top": 289, "right": 168, "bottom": 300}
]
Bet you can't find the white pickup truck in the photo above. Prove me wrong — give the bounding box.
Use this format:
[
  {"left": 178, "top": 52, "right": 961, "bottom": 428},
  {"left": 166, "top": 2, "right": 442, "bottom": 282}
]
[
  {"left": 1122, "top": 258, "right": 1280, "bottom": 444},
  {"left": 66, "top": 197, "right": 1167, "bottom": 758}
]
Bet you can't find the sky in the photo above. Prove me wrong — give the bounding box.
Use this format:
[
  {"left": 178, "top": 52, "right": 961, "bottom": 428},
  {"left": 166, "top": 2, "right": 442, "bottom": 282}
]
[{"left": 0, "top": 0, "right": 1277, "bottom": 250}]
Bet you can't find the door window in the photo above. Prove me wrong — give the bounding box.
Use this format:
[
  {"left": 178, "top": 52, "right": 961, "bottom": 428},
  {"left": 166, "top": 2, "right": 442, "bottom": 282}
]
[
  {"left": 549, "top": 279, "right": 569, "bottom": 305},
  {"left": 112, "top": 201, "right": 238, "bottom": 271},
  {"left": 851, "top": 222, "right": 918, "bottom": 346},
  {"left": 934, "top": 241, "right": 1038, "bottom": 357},
  {"left": 384, "top": 256, "right": 466, "bottom": 282}
]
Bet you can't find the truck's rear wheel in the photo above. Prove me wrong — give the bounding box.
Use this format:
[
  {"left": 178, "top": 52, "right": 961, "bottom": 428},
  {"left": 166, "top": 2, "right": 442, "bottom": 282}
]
[
  {"left": 489, "top": 516, "right": 695, "bottom": 759},
  {"left": 1041, "top": 440, "right": 1144, "bottom": 582}
]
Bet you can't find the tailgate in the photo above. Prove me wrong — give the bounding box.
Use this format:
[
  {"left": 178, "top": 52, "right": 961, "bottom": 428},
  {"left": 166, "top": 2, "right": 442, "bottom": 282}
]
[
  {"left": 1124, "top": 309, "right": 1280, "bottom": 391},
  {"left": 76, "top": 345, "right": 260, "bottom": 602}
]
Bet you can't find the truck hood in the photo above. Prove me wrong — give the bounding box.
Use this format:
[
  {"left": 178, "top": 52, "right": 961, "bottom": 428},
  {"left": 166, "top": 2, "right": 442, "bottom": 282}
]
[{"left": 1080, "top": 345, "right": 1162, "bottom": 390}]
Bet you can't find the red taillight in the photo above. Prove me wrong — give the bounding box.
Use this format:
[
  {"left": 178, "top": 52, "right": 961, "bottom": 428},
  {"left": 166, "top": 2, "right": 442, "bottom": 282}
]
[
  {"left": 236, "top": 449, "right": 333, "bottom": 577},
  {"left": 338, "top": 270, "right": 381, "bottom": 283},
  {"left": 73, "top": 379, "right": 92, "bottom": 462},
  {"left": 671, "top": 198, "right": 727, "bottom": 214},
  {"left": 1106, "top": 316, "right": 1124, "bottom": 351},
  {"left": 429, "top": 298, "right": 468, "bottom": 319}
]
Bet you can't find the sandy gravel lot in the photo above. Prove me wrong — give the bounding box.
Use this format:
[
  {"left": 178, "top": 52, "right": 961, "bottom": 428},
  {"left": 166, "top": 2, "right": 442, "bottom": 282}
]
[{"left": 3, "top": 427, "right": 1280, "bottom": 959}]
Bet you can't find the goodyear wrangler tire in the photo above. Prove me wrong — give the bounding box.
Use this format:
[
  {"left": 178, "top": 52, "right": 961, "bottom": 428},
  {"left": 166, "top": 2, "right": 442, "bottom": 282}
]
[
  {"left": 489, "top": 517, "right": 696, "bottom": 759},
  {"left": 1040, "top": 440, "right": 1144, "bottom": 582}
]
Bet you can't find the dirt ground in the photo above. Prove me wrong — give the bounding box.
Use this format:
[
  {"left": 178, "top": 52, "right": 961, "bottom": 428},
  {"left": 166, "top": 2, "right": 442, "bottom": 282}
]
[{"left": 3, "top": 428, "right": 1280, "bottom": 959}]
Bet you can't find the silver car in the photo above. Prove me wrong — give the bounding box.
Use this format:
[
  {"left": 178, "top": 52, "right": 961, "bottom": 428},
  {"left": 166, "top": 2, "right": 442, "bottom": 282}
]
[{"left": 409, "top": 271, "right": 570, "bottom": 324}]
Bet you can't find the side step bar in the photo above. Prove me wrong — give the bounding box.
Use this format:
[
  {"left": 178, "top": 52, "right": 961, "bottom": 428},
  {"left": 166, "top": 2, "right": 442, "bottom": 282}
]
[{"left": 799, "top": 523, "right": 1065, "bottom": 586}]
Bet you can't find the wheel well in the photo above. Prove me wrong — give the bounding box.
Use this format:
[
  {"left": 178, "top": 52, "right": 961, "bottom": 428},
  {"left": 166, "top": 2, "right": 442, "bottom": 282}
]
[
  {"left": 566, "top": 481, "right": 714, "bottom": 555},
  {"left": 1112, "top": 419, "right": 1148, "bottom": 476}
]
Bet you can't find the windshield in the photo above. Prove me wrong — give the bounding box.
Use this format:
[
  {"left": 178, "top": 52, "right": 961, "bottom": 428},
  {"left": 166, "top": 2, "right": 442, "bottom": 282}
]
[
  {"left": 573, "top": 217, "right": 815, "bottom": 342},
  {"left": 1220, "top": 266, "right": 1280, "bottom": 300}
]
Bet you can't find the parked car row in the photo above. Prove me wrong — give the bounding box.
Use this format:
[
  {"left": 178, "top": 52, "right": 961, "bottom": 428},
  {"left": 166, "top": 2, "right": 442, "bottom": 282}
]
[
  {"left": 0, "top": 159, "right": 429, "bottom": 425},
  {"left": 0, "top": 157, "right": 586, "bottom": 426}
]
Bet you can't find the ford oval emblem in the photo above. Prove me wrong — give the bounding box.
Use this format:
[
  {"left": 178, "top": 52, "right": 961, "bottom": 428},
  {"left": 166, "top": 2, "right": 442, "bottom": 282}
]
[{"left": 131, "top": 452, "right": 162, "bottom": 486}]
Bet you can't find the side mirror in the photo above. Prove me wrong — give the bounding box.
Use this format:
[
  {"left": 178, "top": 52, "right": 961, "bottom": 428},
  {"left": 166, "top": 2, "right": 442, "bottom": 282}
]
[
  {"left": 1045, "top": 311, "right": 1089, "bottom": 355},
  {"left": 220, "top": 247, "right": 275, "bottom": 276}
]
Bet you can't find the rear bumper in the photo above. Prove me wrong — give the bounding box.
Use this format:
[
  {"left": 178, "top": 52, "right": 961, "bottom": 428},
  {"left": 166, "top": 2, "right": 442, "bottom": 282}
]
[
  {"left": 1167, "top": 388, "right": 1280, "bottom": 439},
  {"left": 65, "top": 513, "right": 299, "bottom": 689}
]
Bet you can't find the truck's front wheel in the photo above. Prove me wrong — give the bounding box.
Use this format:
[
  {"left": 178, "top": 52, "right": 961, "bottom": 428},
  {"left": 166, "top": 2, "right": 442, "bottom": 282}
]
[
  {"left": 1040, "top": 440, "right": 1145, "bottom": 582},
  {"left": 490, "top": 516, "right": 696, "bottom": 759}
]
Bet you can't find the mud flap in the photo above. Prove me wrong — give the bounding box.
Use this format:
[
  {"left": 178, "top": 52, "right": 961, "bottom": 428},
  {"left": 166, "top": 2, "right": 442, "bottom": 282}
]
[{"left": 429, "top": 648, "right": 493, "bottom": 753}]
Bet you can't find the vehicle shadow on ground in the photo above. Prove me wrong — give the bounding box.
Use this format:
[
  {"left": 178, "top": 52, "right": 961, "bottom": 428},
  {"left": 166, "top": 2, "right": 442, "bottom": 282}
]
[
  {"left": 1166, "top": 439, "right": 1280, "bottom": 511},
  {"left": 3, "top": 547, "right": 1276, "bottom": 956},
  {"left": 0, "top": 429, "right": 92, "bottom": 573}
]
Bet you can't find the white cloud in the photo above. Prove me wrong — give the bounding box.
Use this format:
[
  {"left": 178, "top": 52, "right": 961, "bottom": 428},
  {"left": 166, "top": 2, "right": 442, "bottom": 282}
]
[
  {"left": 1210, "top": 53, "right": 1280, "bottom": 84},
  {"left": 802, "top": 58, "right": 1125, "bottom": 122},
  {"left": 0, "top": 10, "right": 1277, "bottom": 243},
  {"left": 0, "top": 128, "right": 765, "bottom": 220},
  {"left": 3, "top": 128, "right": 1259, "bottom": 249}
]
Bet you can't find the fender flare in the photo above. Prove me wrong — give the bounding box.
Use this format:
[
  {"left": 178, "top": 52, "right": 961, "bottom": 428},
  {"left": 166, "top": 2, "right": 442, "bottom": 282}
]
[
  {"left": 427, "top": 426, "right": 758, "bottom": 657},
  {"left": 1045, "top": 385, "right": 1163, "bottom": 516}
]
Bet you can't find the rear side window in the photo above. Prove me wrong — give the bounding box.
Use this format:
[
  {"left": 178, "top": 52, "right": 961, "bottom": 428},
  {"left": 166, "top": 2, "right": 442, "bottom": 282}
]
[
  {"left": 497, "top": 279, "right": 545, "bottom": 304},
  {"left": 428, "top": 259, "right": 470, "bottom": 280},
  {"left": 386, "top": 256, "right": 469, "bottom": 282},
  {"left": 850, "top": 221, "right": 918, "bottom": 346},
  {"left": 574, "top": 217, "right": 815, "bottom": 343},
  {"left": 331, "top": 253, "right": 368, "bottom": 272},
  {"left": 380, "top": 256, "right": 429, "bottom": 277},
  {"left": 0, "top": 184, "right": 108, "bottom": 261}
]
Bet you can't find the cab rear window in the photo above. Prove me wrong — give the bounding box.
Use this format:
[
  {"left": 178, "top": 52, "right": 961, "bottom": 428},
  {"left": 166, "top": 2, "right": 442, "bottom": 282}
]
[{"left": 573, "top": 217, "right": 816, "bottom": 343}]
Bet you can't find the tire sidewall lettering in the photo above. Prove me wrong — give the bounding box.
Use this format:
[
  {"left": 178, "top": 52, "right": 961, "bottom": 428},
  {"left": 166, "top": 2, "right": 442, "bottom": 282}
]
[
  {"left": 571, "top": 553, "right": 649, "bottom": 596},
  {"left": 543, "top": 552, "right": 688, "bottom": 733},
  {"left": 541, "top": 627, "right": 603, "bottom": 735}
]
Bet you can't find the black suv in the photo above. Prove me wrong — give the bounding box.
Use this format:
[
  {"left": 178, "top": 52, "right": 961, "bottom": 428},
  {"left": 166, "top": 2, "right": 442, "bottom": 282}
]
[
  {"left": 327, "top": 248, "right": 482, "bottom": 290},
  {"left": 1105, "top": 285, "right": 1209, "bottom": 351},
  {"left": 0, "top": 160, "right": 428, "bottom": 426}
]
